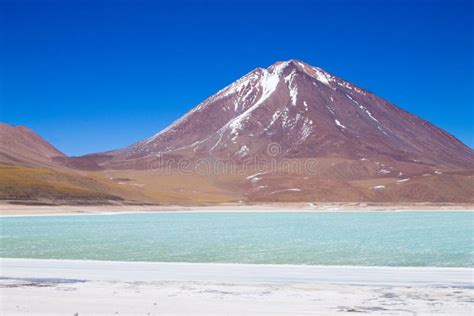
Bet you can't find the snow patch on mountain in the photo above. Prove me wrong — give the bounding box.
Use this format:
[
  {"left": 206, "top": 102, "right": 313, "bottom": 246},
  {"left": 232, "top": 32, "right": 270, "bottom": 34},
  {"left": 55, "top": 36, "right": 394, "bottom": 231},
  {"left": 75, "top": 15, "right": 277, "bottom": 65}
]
[
  {"left": 370, "top": 185, "right": 386, "bottom": 190},
  {"left": 271, "top": 188, "right": 302, "bottom": 194},
  {"left": 246, "top": 172, "right": 267, "bottom": 180},
  {"left": 337, "top": 81, "right": 366, "bottom": 95},
  {"left": 327, "top": 105, "right": 335, "bottom": 115},
  {"left": 285, "top": 71, "right": 298, "bottom": 106},
  {"left": 237, "top": 145, "right": 249, "bottom": 157},
  {"left": 397, "top": 178, "right": 410, "bottom": 183},
  {"left": 228, "top": 67, "right": 280, "bottom": 136},
  {"left": 300, "top": 118, "right": 313, "bottom": 141},
  {"left": 346, "top": 94, "right": 379, "bottom": 123},
  {"left": 335, "top": 119, "right": 346, "bottom": 129},
  {"left": 303, "top": 101, "right": 309, "bottom": 111},
  {"left": 313, "top": 67, "right": 333, "bottom": 86}
]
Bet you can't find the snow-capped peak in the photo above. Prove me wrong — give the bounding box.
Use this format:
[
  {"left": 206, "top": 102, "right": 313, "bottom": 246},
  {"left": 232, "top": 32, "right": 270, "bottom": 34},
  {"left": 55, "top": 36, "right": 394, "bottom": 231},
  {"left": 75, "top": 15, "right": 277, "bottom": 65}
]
[{"left": 227, "top": 67, "right": 282, "bottom": 134}]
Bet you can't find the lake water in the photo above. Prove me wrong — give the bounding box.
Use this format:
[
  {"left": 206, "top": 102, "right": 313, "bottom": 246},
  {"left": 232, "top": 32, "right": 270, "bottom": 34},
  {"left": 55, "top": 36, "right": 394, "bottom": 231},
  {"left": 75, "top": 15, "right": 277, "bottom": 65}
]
[{"left": 1, "top": 212, "right": 472, "bottom": 267}]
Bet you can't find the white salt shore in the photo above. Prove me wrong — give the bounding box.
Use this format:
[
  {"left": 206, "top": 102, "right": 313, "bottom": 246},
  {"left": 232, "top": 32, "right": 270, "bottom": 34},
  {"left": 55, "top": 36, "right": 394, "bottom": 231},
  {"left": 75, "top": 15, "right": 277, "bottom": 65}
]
[{"left": 1, "top": 258, "right": 473, "bottom": 315}]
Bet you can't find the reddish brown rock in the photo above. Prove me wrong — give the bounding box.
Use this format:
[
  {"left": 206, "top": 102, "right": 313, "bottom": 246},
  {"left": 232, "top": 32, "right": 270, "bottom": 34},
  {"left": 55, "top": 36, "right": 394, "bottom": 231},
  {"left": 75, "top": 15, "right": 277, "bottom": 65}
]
[
  {"left": 98, "top": 60, "right": 473, "bottom": 171},
  {"left": 0, "top": 123, "right": 64, "bottom": 167}
]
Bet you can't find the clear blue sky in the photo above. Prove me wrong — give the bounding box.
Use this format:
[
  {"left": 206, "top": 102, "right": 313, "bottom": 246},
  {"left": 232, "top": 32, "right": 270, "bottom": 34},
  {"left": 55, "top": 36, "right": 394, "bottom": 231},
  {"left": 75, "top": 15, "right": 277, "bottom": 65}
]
[{"left": 1, "top": 0, "right": 472, "bottom": 156}]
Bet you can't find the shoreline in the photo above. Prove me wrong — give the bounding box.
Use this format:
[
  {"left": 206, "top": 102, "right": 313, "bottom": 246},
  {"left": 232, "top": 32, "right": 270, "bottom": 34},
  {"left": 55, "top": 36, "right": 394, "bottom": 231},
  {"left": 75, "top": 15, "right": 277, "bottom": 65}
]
[
  {"left": 2, "top": 258, "right": 473, "bottom": 315},
  {"left": 2, "top": 258, "right": 472, "bottom": 286},
  {"left": 2, "top": 257, "right": 471, "bottom": 272},
  {"left": 1, "top": 201, "right": 473, "bottom": 216}
]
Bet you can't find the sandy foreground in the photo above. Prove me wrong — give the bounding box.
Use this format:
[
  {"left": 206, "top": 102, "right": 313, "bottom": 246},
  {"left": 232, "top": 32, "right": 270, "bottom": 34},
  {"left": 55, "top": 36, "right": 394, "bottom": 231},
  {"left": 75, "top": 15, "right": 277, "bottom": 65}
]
[
  {"left": 1, "top": 258, "right": 473, "bottom": 315},
  {"left": 1, "top": 201, "right": 473, "bottom": 216}
]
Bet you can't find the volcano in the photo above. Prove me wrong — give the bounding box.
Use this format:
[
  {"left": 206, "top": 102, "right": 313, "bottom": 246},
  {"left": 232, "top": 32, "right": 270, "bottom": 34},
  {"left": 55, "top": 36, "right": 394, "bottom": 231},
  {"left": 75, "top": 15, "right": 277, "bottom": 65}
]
[{"left": 93, "top": 60, "right": 472, "bottom": 172}]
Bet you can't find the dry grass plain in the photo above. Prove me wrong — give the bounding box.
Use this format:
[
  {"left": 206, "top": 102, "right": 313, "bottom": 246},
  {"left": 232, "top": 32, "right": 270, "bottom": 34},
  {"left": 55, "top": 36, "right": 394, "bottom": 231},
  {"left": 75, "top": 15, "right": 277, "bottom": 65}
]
[{"left": 1, "top": 157, "right": 473, "bottom": 206}]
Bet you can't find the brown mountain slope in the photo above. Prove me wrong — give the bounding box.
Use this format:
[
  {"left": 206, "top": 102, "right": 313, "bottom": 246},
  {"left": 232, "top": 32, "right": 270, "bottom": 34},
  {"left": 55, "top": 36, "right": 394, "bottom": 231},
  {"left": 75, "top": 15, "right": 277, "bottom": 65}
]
[
  {"left": 0, "top": 123, "right": 65, "bottom": 167},
  {"left": 0, "top": 124, "right": 127, "bottom": 203},
  {"left": 92, "top": 60, "right": 472, "bottom": 172}
]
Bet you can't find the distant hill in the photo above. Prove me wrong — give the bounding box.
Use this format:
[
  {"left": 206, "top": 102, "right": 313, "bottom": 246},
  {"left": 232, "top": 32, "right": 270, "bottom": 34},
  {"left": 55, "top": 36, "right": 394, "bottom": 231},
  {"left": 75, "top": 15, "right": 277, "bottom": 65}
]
[
  {"left": 0, "top": 123, "right": 64, "bottom": 167},
  {"left": 0, "top": 123, "right": 123, "bottom": 203}
]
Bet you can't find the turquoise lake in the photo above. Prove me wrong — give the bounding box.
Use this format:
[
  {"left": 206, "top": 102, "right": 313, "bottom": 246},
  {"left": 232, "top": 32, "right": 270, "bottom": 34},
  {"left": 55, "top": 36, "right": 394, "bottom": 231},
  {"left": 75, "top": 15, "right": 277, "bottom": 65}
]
[{"left": 1, "top": 212, "right": 472, "bottom": 267}]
